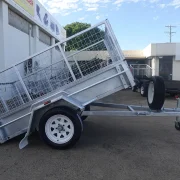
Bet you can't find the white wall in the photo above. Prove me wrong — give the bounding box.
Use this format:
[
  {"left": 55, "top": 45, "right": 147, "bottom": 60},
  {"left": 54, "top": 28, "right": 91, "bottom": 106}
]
[
  {"left": 123, "top": 50, "right": 144, "bottom": 59},
  {"left": 173, "top": 58, "right": 180, "bottom": 80},
  {"left": 5, "top": 24, "right": 55, "bottom": 75},
  {"left": 151, "top": 57, "right": 159, "bottom": 76},
  {"left": 0, "top": 0, "right": 65, "bottom": 73},
  {"left": 37, "top": 41, "right": 49, "bottom": 52},
  {"left": 34, "top": 41, "right": 51, "bottom": 68},
  {"left": 175, "top": 43, "right": 180, "bottom": 61},
  {"left": 151, "top": 43, "right": 176, "bottom": 57},
  {"left": 143, "top": 44, "right": 151, "bottom": 58},
  {"left": 151, "top": 55, "right": 180, "bottom": 80},
  {"left": 144, "top": 43, "right": 177, "bottom": 58},
  {"left": 5, "top": 25, "right": 30, "bottom": 68},
  {"left": 0, "top": 1, "right": 8, "bottom": 71}
]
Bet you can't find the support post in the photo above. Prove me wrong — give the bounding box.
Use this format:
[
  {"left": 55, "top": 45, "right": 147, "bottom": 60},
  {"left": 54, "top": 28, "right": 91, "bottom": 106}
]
[
  {"left": 50, "top": 37, "right": 55, "bottom": 77},
  {"left": 0, "top": 1, "right": 8, "bottom": 71},
  {"left": 13, "top": 66, "right": 32, "bottom": 101},
  {"left": 32, "top": 25, "right": 39, "bottom": 54},
  {"left": 14, "top": 83, "right": 24, "bottom": 104},
  {"left": 0, "top": 97, "right": 9, "bottom": 112},
  {"left": 175, "top": 98, "right": 180, "bottom": 125},
  {"left": 58, "top": 45, "right": 76, "bottom": 81},
  {"left": 73, "top": 56, "right": 83, "bottom": 77}
]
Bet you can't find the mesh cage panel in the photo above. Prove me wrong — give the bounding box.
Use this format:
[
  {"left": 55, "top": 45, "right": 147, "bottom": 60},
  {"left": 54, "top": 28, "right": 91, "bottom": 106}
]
[
  {"left": 0, "top": 68, "right": 28, "bottom": 113},
  {"left": 0, "top": 20, "right": 125, "bottom": 116}
]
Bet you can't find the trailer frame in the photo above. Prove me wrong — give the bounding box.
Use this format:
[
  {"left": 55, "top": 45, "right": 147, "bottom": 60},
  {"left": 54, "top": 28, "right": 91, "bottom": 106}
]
[{"left": 1, "top": 19, "right": 180, "bottom": 150}]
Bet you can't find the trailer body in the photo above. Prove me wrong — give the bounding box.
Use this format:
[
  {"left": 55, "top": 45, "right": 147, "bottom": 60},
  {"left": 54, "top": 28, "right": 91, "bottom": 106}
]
[
  {"left": 1, "top": 20, "right": 180, "bottom": 149},
  {"left": 130, "top": 64, "right": 180, "bottom": 96},
  {"left": 0, "top": 20, "right": 134, "bottom": 147}
]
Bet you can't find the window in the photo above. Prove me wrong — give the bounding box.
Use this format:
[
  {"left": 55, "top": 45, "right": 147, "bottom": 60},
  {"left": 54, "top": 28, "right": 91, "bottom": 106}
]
[
  {"left": 39, "top": 29, "right": 51, "bottom": 46},
  {"left": 8, "top": 9, "right": 33, "bottom": 36}
]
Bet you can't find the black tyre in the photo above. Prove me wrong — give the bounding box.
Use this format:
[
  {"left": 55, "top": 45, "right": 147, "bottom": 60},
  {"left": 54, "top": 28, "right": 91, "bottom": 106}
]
[
  {"left": 132, "top": 86, "right": 137, "bottom": 92},
  {"left": 147, "top": 76, "right": 165, "bottom": 110},
  {"left": 39, "top": 107, "right": 82, "bottom": 149},
  {"left": 175, "top": 121, "right": 180, "bottom": 131},
  {"left": 140, "top": 83, "right": 148, "bottom": 97},
  {"left": 81, "top": 105, "right": 90, "bottom": 121}
]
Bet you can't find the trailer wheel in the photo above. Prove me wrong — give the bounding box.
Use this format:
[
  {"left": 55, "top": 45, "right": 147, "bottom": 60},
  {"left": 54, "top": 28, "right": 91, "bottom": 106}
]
[
  {"left": 132, "top": 86, "right": 137, "bottom": 92},
  {"left": 147, "top": 76, "right": 165, "bottom": 110},
  {"left": 140, "top": 84, "right": 148, "bottom": 97},
  {"left": 175, "top": 121, "right": 180, "bottom": 131},
  {"left": 39, "top": 107, "right": 82, "bottom": 149}
]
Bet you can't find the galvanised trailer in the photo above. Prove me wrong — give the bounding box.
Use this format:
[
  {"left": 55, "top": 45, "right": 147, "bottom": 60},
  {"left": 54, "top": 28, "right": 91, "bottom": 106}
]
[
  {"left": 130, "top": 64, "right": 180, "bottom": 97},
  {"left": 0, "top": 20, "right": 180, "bottom": 150},
  {"left": 130, "top": 64, "right": 152, "bottom": 97}
]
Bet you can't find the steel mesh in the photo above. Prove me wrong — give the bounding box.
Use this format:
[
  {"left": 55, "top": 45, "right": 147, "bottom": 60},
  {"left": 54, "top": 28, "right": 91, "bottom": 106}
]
[
  {"left": 0, "top": 21, "right": 124, "bottom": 116},
  {"left": 0, "top": 68, "right": 27, "bottom": 113},
  {"left": 130, "top": 64, "right": 152, "bottom": 78}
]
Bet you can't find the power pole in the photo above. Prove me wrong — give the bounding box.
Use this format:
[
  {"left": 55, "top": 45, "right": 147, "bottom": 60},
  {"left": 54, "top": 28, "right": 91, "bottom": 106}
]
[{"left": 165, "top": 25, "right": 176, "bottom": 43}]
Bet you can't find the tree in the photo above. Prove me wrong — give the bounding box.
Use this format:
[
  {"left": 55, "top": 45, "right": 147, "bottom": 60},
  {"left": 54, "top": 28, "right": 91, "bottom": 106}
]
[
  {"left": 64, "top": 22, "right": 106, "bottom": 51},
  {"left": 64, "top": 22, "right": 91, "bottom": 38}
]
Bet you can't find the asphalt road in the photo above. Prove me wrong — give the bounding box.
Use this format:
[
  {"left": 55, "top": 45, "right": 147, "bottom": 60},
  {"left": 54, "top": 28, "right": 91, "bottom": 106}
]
[{"left": 0, "top": 90, "right": 180, "bottom": 180}]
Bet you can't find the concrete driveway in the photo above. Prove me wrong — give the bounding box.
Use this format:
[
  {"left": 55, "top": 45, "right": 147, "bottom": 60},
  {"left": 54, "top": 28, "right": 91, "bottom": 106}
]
[{"left": 0, "top": 90, "right": 180, "bottom": 180}]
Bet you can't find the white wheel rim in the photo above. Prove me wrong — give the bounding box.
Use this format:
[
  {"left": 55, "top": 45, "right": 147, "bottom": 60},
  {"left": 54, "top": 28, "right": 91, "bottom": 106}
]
[
  {"left": 45, "top": 115, "right": 74, "bottom": 144},
  {"left": 148, "top": 82, "right": 154, "bottom": 104},
  {"left": 141, "top": 86, "right": 144, "bottom": 95}
]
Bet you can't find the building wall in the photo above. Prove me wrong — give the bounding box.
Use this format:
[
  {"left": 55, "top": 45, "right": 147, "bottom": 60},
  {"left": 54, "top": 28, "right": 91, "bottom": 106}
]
[
  {"left": 5, "top": 23, "right": 51, "bottom": 68},
  {"left": 143, "top": 44, "right": 151, "bottom": 58},
  {"left": 151, "top": 43, "right": 176, "bottom": 57},
  {"left": 152, "top": 56, "right": 180, "bottom": 81},
  {"left": 123, "top": 50, "right": 144, "bottom": 59},
  {"left": 175, "top": 44, "right": 180, "bottom": 60},
  {"left": 173, "top": 58, "right": 180, "bottom": 80},
  {"left": 5, "top": 25, "right": 30, "bottom": 67},
  {"left": 151, "top": 57, "right": 159, "bottom": 76},
  {"left": 143, "top": 43, "right": 180, "bottom": 81},
  {"left": 0, "top": 0, "right": 65, "bottom": 72},
  {"left": 37, "top": 41, "right": 49, "bottom": 52},
  {"left": 173, "top": 44, "right": 180, "bottom": 80},
  {"left": 0, "top": 1, "right": 7, "bottom": 71},
  {"left": 6, "top": 25, "right": 52, "bottom": 71}
]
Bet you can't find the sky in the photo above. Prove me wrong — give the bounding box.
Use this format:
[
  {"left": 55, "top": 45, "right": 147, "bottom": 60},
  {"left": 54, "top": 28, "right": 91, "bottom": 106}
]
[{"left": 39, "top": 0, "right": 180, "bottom": 50}]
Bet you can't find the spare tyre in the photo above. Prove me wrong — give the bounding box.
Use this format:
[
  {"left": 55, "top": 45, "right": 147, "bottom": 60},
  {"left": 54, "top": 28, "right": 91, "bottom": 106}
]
[{"left": 147, "top": 76, "right": 165, "bottom": 110}]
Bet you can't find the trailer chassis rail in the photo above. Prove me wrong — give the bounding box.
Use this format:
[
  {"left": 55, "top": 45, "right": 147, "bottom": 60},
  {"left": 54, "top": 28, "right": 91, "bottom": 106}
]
[{"left": 82, "top": 100, "right": 180, "bottom": 117}]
